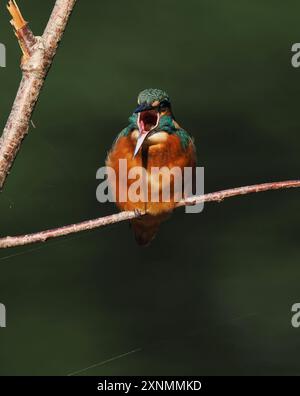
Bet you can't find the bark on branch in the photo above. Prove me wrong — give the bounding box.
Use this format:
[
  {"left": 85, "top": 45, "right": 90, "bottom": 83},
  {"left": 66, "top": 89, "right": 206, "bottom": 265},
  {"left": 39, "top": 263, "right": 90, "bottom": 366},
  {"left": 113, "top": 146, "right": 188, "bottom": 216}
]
[
  {"left": 0, "top": 0, "right": 77, "bottom": 190},
  {"left": 0, "top": 180, "right": 299, "bottom": 249}
]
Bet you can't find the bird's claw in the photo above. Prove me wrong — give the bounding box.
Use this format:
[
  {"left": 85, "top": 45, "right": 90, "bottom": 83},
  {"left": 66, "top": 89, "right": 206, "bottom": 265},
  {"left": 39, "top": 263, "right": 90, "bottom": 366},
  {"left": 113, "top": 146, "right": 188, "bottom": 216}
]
[
  {"left": 134, "top": 209, "right": 143, "bottom": 217},
  {"left": 185, "top": 198, "right": 197, "bottom": 206}
]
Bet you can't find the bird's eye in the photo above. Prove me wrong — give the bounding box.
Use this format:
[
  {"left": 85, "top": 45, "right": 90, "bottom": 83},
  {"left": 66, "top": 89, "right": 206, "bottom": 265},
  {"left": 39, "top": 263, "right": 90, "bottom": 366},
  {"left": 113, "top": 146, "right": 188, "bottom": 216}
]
[{"left": 159, "top": 100, "right": 170, "bottom": 111}]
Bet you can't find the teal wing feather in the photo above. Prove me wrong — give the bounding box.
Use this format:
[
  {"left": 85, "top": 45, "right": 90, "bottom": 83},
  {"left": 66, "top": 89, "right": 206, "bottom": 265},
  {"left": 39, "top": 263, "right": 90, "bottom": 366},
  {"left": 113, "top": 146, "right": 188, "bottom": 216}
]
[
  {"left": 158, "top": 115, "right": 194, "bottom": 150},
  {"left": 113, "top": 114, "right": 138, "bottom": 146}
]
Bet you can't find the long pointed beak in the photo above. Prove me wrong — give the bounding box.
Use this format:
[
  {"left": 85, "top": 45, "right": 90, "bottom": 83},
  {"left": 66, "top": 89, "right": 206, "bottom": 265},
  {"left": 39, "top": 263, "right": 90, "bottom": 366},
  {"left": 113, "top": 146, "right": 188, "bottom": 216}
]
[
  {"left": 133, "top": 132, "right": 149, "bottom": 157},
  {"left": 133, "top": 107, "right": 160, "bottom": 157}
]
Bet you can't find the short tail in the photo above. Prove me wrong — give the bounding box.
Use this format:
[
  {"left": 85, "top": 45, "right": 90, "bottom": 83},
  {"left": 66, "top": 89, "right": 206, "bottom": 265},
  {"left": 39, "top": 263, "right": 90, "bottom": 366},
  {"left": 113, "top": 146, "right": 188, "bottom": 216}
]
[{"left": 131, "top": 214, "right": 169, "bottom": 247}]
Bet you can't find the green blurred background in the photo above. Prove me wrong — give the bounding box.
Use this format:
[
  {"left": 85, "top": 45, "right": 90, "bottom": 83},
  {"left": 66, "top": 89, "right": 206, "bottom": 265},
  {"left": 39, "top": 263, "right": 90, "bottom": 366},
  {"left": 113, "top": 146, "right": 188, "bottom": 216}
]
[{"left": 0, "top": 0, "right": 299, "bottom": 375}]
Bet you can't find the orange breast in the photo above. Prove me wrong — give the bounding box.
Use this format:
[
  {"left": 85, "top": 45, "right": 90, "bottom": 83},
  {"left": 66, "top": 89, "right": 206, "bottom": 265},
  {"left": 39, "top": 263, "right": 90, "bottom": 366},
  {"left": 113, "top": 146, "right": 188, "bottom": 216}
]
[{"left": 106, "top": 130, "right": 196, "bottom": 215}]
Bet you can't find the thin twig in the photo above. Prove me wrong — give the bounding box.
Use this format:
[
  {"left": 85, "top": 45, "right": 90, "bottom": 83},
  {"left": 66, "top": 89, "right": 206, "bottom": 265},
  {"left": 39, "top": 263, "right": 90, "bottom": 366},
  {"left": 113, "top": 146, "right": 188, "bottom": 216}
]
[
  {"left": 7, "top": 0, "right": 36, "bottom": 61},
  {"left": 0, "top": 180, "right": 298, "bottom": 249},
  {"left": 0, "top": 0, "right": 77, "bottom": 190}
]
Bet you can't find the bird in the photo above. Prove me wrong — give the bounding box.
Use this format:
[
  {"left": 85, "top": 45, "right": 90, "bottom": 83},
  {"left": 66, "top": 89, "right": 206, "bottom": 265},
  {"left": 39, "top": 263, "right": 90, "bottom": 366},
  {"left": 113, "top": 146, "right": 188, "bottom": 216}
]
[{"left": 106, "top": 88, "right": 196, "bottom": 246}]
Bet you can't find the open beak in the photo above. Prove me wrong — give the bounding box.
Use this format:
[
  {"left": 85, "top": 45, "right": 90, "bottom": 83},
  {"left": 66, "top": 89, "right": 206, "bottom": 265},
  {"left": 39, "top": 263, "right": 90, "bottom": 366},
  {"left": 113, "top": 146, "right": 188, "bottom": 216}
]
[{"left": 133, "top": 105, "right": 160, "bottom": 157}]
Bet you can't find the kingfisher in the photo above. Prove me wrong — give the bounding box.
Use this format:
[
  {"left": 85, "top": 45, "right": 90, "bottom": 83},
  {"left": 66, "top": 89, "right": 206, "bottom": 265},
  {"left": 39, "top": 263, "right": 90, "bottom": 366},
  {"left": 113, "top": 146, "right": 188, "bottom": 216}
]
[{"left": 106, "top": 88, "right": 197, "bottom": 246}]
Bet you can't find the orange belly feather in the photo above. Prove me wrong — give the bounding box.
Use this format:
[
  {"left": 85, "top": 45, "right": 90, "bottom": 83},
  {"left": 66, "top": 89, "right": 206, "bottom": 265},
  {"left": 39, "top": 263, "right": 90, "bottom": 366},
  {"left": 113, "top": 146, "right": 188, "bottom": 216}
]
[{"left": 106, "top": 129, "right": 196, "bottom": 245}]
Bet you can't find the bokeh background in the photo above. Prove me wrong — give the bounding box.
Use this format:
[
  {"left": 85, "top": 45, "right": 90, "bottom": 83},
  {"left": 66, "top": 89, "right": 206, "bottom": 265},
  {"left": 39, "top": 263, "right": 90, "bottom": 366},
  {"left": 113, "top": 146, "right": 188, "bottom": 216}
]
[{"left": 0, "top": 0, "right": 299, "bottom": 375}]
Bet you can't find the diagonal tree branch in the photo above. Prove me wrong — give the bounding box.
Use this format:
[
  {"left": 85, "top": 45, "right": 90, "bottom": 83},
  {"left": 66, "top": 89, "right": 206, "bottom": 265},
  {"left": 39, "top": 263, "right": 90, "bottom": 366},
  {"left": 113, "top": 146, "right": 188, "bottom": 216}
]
[
  {"left": 0, "top": 0, "right": 77, "bottom": 190},
  {"left": 0, "top": 180, "right": 299, "bottom": 249}
]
